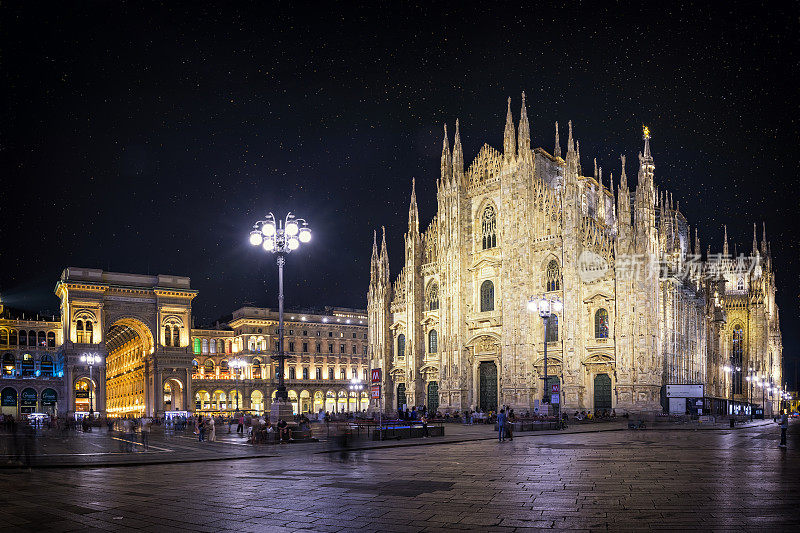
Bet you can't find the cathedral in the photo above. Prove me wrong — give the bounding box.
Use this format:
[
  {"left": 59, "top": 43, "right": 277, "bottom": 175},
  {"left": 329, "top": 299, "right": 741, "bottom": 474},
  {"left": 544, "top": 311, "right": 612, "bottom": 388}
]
[{"left": 367, "top": 94, "right": 783, "bottom": 416}]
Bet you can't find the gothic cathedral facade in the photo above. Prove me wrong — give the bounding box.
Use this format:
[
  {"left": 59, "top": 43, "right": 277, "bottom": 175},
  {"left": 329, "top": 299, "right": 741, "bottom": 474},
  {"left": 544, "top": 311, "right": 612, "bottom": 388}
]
[{"left": 368, "top": 94, "right": 783, "bottom": 416}]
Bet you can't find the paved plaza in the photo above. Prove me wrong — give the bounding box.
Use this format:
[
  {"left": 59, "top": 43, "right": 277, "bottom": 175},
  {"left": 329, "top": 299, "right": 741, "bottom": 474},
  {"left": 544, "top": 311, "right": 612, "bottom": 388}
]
[{"left": 0, "top": 421, "right": 797, "bottom": 531}]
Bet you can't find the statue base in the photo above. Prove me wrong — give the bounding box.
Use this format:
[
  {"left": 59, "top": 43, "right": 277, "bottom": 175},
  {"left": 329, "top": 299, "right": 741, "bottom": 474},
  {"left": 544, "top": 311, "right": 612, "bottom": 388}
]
[{"left": 270, "top": 398, "right": 295, "bottom": 424}]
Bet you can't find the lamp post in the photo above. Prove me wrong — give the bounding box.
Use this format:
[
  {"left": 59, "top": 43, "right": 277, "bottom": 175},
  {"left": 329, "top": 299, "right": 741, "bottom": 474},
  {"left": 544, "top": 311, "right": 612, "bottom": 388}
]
[
  {"left": 80, "top": 353, "right": 102, "bottom": 417},
  {"left": 349, "top": 378, "right": 364, "bottom": 413},
  {"left": 527, "top": 295, "right": 563, "bottom": 407},
  {"left": 249, "top": 212, "right": 311, "bottom": 422},
  {"left": 229, "top": 358, "right": 246, "bottom": 412}
]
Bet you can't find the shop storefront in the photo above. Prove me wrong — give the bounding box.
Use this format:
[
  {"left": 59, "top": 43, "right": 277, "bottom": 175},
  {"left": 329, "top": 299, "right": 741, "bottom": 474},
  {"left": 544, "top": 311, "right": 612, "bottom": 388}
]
[
  {"left": 41, "top": 388, "right": 58, "bottom": 416},
  {"left": 1, "top": 387, "right": 18, "bottom": 416},
  {"left": 20, "top": 387, "right": 37, "bottom": 415}
]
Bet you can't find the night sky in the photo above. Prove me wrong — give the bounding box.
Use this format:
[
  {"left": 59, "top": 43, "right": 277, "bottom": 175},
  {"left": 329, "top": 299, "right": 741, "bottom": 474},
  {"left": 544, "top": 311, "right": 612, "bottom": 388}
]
[{"left": 2, "top": 3, "right": 798, "bottom": 386}]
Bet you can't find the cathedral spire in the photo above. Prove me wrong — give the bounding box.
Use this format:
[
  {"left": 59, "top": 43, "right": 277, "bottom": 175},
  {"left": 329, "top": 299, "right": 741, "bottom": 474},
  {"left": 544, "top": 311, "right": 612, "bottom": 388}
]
[
  {"left": 452, "top": 118, "right": 464, "bottom": 179},
  {"left": 517, "top": 91, "right": 531, "bottom": 159},
  {"left": 379, "top": 225, "right": 389, "bottom": 284},
  {"left": 576, "top": 141, "right": 582, "bottom": 175},
  {"left": 761, "top": 222, "right": 768, "bottom": 256},
  {"left": 503, "top": 97, "right": 516, "bottom": 162},
  {"left": 593, "top": 158, "right": 598, "bottom": 179},
  {"left": 723, "top": 225, "right": 729, "bottom": 257},
  {"left": 372, "top": 229, "right": 378, "bottom": 261},
  {"left": 752, "top": 223, "right": 758, "bottom": 255},
  {"left": 408, "top": 178, "right": 419, "bottom": 235},
  {"left": 695, "top": 227, "right": 700, "bottom": 258},
  {"left": 567, "top": 120, "right": 574, "bottom": 153},
  {"left": 370, "top": 229, "right": 379, "bottom": 285},
  {"left": 440, "top": 123, "right": 451, "bottom": 182},
  {"left": 620, "top": 154, "right": 628, "bottom": 191},
  {"left": 643, "top": 125, "right": 652, "bottom": 159},
  {"left": 554, "top": 121, "right": 561, "bottom": 158}
]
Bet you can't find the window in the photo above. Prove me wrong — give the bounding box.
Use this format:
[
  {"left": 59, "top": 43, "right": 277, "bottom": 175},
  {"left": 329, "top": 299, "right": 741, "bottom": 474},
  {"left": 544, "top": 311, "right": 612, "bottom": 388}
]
[
  {"left": 289, "top": 342, "right": 295, "bottom": 352},
  {"left": 316, "top": 343, "right": 321, "bottom": 353},
  {"left": 363, "top": 369, "right": 368, "bottom": 381},
  {"left": 20, "top": 329, "right": 28, "bottom": 346},
  {"left": 302, "top": 368, "right": 309, "bottom": 380},
  {"left": 352, "top": 368, "right": 358, "bottom": 379},
  {"left": 546, "top": 260, "right": 561, "bottom": 292},
  {"left": 427, "top": 282, "right": 439, "bottom": 311},
  {"left": 2, "top": 353, "right": 14, "bottom": 376},
  {"left": 340, "top": 368, "right": 346, "bottom": 380},
  {"left": 732, "top": 326, "right": 744, "bottom": 395},
  {"left": 737, "top": 277, "right": 744, "bottom": 291},
  {"left": 340, "top": 344, "right": 345, "bottom": 354},
  {"left": 363, "top": 346, "right": 368, "bottom": 355},
  {"left": 481, "top": 205, "right": 497, "bottom": 249},
  {"left": 165, "top": 326, "right": 172, "bottom": 347},
  {"left": 364, "top": 334, "right": 367, "bottom": 339},
  {"left": 40, "top": 355, "right": 54, "bottom": 377},
  {"left": 316, "top": 331, "right": 321, "bottom": 336},
  {"left": 328, "top": 343, "right": 334, "bottom": 353},
  {"left": 204, "top": 359, "right": 215, "bottom": 374},
  {"left": 289, "top": 329, "right": 294, "bottom": 335},
  {"left": 303, "top": 331, "right": 308, "bottom": 336},
  {"left": 252, "top": 359, "right": 262, "bottom": 379},
  {"left": 328, "top": 332, "right": 333, "bottom": 337},
  {"left": 289, "top": 367, "right": 296, "bottom": 380},
  {"left": 428, "top": 329, "right": 438, "bottom": 353},
  {"left": 302, "top": 342, "right": 308, "bottom": 353},
  {"left": 546, "top": 315, "right": 558, "bottom": 343},
  {"left": 10, "top": 330, "right": 17, "bottom": 345},
  {"left": 37, "top": 331, "right": 45, "bottom": 347},
  {"left": 193, "top": 338, "right": 201, "bottom": 354},
  {"left": 316, "top": 368, "right": 322, "bottom": 380},
  {"left": 328, "top": 368, "right": 334, "bottom": 380},
  {"left": 84, "top": 323, "right": 92, "bottom": 344},
  {"left": 21, "top": 353, "right": 34, "bottom": 377},
  {"left": 480, "top": 280, "right": 495, "bottom": 312},
  {"left": 595, "top": 309, "right": 609, "bottom": 339},
  {"left": 397, "top": 334, "right": 406, "bottom": 357},
  {"left": 202, "top": 338, "right": 209, "bottom": 354},
  {"left": 352, "top": 333, "right": 357, "bottom": 338},
  {"left": 47, "top": 331, "right": 55, "bottom": 348},
  {"left": 210, "top": 339, "right": 216, "bottom": 354},
  {"left": 174, "top": 327, "right": 181, "bottom": 347},
  {"left": 0, "top": 330, "right": 7, "bottom": 346},
  {"left": 352, "top": 345, "right": 357, "bottom": 354},
  {"left": 28, "top": 330, "right": 36, "bottom": 347}
]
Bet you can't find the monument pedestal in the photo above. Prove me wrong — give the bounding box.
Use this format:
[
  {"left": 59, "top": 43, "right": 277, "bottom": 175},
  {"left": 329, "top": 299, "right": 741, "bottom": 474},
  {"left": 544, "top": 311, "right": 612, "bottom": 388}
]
[{"left": 270, "top": 398, "right": 294, "bottom": 424}]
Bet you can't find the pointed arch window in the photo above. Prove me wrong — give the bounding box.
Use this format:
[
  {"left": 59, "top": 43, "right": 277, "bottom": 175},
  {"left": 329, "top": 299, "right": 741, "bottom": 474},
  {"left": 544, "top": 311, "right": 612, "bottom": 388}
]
[
  {"left": 426, "top": 282, "right": 439, "bottom": 311},
  {"left": 737, "top": 277, "right": 744, "bottom": 291},
  {"left": 480, "top": 280, "right": 495, "bottom": 312},
  {"left": 546, "top": 260, "right": 561, "bottom": 292},
  {"left": 428, "top": 329, "right": 438, "bottom": 353},
  {"left": 396, "top": 334, "right": 406, "bottom": 358},
  {"left": 481, "top": 205, "right": 497, "bottom": 249},
  {"left": 595, "top": 308, "right": 609, "bottom": 339}
]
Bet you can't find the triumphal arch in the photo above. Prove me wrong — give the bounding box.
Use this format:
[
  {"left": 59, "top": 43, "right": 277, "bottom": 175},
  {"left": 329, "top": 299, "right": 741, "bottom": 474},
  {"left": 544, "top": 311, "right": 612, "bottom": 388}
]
[{"left": 55, "top": 267, "right": 196, "bottom": 417}]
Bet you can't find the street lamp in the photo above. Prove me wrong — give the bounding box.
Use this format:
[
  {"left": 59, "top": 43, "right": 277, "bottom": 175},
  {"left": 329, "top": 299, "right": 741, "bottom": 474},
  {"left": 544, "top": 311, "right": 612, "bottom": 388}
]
[
  {"left": 349, "top": 378, "right": 364, "bottom": 413},
  {"left": 723, "top": 363, "right": 740, "bottom": 416},
  {"left": 80, "top": 353, "right": 102, "bottom": 416},
  {"left": 527, "top": 295, "right": 563, "bottom": 406},
  {"left": 249, "top": 212, "right": 311, "bottom": 421},
  {"left": 229, "top": 358, "right": 246, "bottom": 412}
]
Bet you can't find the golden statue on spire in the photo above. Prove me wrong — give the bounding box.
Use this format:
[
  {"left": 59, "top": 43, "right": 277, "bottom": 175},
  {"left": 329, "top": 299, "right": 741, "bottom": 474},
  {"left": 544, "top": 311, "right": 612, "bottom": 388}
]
[{"left": 643, "top": 125, "right": 650, "bottom": 139}]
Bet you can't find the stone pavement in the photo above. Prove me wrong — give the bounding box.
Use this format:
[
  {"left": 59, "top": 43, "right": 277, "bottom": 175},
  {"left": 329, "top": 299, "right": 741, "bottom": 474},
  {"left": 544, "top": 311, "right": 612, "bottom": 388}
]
[{"left": 0, "top": 420, "right": 796, "bottom": 531}]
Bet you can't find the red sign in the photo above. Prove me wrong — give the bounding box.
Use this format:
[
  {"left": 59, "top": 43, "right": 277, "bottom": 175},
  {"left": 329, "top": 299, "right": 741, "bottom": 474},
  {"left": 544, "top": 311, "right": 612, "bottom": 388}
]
[
  {"left": 371, "top": 368, "right": 382, "bottom": 384},
  {"left": 552, "top": 383, "right": 560, "bottom": 394},
  {"left": 370, "top": 384, "right": 381, "bottom": 399}
]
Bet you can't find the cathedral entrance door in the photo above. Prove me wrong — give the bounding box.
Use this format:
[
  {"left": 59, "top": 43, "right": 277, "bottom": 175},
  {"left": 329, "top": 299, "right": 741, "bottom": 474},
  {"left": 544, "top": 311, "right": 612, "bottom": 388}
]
[
  {"left": 594, "top": 373, "right": 612, "bottom": 411},
  {"left": 396, "top": 383, "right": 406, "bottom": 412},
  {"left": 478, "top": 361, "right": 497, "bottom": 412},
  {"left": 427, "top": 381, "right": 439, "bottom": 413}
]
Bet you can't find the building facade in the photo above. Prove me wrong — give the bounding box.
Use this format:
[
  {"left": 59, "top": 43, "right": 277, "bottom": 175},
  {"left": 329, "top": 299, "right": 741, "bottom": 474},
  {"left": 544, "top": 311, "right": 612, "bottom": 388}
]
[
  {"left": 0, "top": 268, "right": 367, "bottom": 419},
  {"left": 367, "top": 95, "right": 783, "bottom": 416}
]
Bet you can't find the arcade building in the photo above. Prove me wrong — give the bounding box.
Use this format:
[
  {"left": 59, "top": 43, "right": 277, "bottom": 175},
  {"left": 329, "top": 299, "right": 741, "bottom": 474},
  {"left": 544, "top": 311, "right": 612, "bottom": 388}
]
[{"left": 0, "top": 267, "right": 368, "bottom": 420}]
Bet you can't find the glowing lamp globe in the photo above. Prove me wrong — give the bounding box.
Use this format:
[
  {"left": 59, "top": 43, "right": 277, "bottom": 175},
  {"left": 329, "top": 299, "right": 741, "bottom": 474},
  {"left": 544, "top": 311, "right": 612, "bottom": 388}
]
[
  {"left": 288, "top": 237, "right": 300, "bottom": 250},
  {"left": 299, "top": 227, "right": 311, "bottom": 243},
  {"left": 552, "top": 299, "right": 563, "bottom": 313},
  {"left": 263, "top": 238, "right": 275, "bottom": 251},
  {"left": 286, "top": 221, "right": 299, "bottom": 236},
  {"left": 262, "top": 222, "right": 276, "bottom": 237},
  {"left": 249, "top": 231, "right": 264, "bottom": 246},
  {"left": 526, "top": 299, "right": 537, "bottom": 313}
]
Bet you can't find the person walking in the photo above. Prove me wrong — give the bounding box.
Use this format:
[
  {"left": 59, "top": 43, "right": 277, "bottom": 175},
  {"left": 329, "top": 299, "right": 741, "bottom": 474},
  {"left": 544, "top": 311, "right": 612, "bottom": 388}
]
[
  {"left": 778, "top": 411, "right": 788, "bottom": 448},
  {"left": 237, "top": 413, "right": 244, "bottom": 435},
  {"left": 497, "top": 408, "right": 507, "bottom": 442},
  {"left": 140, "top": 417, "right": 151, "bottom": 450},
  {"left": 207, "top": 416, "right": 216, "bottom": 442}
]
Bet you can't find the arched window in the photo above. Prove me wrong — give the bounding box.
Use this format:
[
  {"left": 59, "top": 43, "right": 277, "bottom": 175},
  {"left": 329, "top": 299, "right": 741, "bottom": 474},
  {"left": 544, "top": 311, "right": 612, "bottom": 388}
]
[
  {"left": 193, "top": 338, "right": 201, "bottom": 354},
  {"left": 289, "top": 367, "right": 296, "bottom": 380},
  {"left": 202, "top": 338, "right": 208, "bottom": 354},
  {"left": 252, "top": 358, "right": 262, "bottom": 379},
  {"left": 203, "top": 359, "right": 214, "bottom": 374},
  {"left": 209, "top": 339, "right": 216, "bottom": 354},
  {"left": 173, "top": 326, "right": 181, "bottom": 347},
  {"left": 40, "top": 355, "right": 54, "bottom": 377},
  {"left": 164, "top": 326, "right": 172, "bottom": 347},
  {"left": 737, "top": 277, "right": 744, "bottom": 291},
  {"left": 426, "top": 282, "right": 439, "bottom": 311},
  {"left": 10, "top": 330, "right": 17, "bottom": 346},
  {"left": 226, "top": 340, "right": 232, "bottom": 354},
  {"left": 73, "top": 322, "right": 81, "bottom": 343},
  {"left": 340, "top": 368, "right": 346, "bottom": 380},
  {"left": 192, "top": 359, "right": 199, "bottom": 374},
  {"left": 28, "top": 330, "right": 36, "bottom": 347},
  {"left": 84, "top": 322, "right": 93, "bottom": 343},
  {"left": 546, "top": 315, "right": 558, "bottom": 343},
  {"left": 428, "top": 329, "right": 438, "bottom": 353},
  {"left": 47, "top": 331, "right": 55, "bottom": 347},
  {"left": 397, "top": 334, "right": 406, "bottom": 357},
  {"left": 0, "top": 330, "right": 7, "bottom": 346},
  {"left": 302, "top": 367, "right": 309, "bottom": 380},
  {"left": 37, "top": 331, "right": 45, "bottom": 347},
  {"left": 595, "top": 308, "right": 609, "bottom": 339},
  {"left": 546, "top": 260, "right": 561, "bottom": 292},
  {"left": 481, "top": 205, "right": 497, "bottom": 249},
  {"left": 732, "top": 326, "right": 744, "bottom": 395},
  {"left": 480, "top": 280, "right": 494, "bottom": 312}
]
